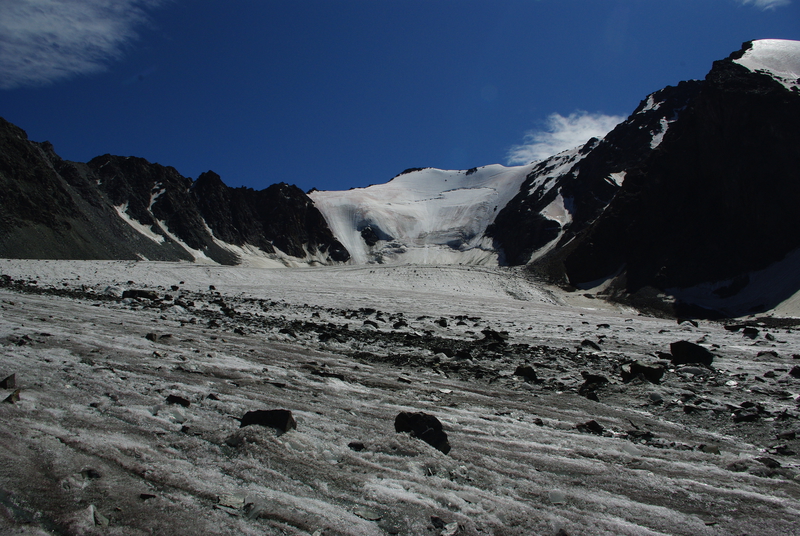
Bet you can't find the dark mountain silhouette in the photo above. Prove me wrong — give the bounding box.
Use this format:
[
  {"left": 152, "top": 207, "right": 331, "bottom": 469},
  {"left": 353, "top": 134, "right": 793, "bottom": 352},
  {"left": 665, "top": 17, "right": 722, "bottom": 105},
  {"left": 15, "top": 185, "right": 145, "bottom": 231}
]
[{"left": 0, "top": 119, "right": 348, "bottom": 265}]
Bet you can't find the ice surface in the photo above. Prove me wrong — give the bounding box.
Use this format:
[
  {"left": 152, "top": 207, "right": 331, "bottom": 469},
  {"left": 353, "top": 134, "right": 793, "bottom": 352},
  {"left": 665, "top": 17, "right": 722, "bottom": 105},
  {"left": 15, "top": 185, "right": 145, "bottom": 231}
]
[
  {"left": 0, "top": 259, "right": 798, "bottom": 535},
  {"left": 733, "top": 39, "right": 800, "bottom": 91},
  {"left": 309, "top": 164, "right": 535, "bottom": 265}
]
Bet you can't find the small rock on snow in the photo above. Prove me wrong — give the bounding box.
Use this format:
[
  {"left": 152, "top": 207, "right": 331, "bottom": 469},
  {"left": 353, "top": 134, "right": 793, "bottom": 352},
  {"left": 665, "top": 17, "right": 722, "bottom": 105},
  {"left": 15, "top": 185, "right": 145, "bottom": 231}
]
[
  {"left": 513, "top": 365, "right": 538, "bottom": 382},
  {"left": 353, "top": 507, "right": 382, "bottom": 521},
  {"left": 166, "top": 394, "right": 191, "bottom": 407},
  {"left": 576, "top": 420, "right": 604, "bottom": 435}
]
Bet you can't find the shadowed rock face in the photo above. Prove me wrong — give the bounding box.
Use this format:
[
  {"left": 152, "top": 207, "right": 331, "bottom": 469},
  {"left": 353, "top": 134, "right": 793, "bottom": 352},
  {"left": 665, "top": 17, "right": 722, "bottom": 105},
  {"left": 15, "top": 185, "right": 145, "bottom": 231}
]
[
  {"left": 488, "top": 80, "right": 703, "bottom": 267},
  {"left": 562, "top": 43, "right": 800, "bottom": 296},
  {"left": 192, "top": 172, "right": 350, "bottom": 261},
  {"left": 0, "top": 120, "right": 349, "bottom": 264}
]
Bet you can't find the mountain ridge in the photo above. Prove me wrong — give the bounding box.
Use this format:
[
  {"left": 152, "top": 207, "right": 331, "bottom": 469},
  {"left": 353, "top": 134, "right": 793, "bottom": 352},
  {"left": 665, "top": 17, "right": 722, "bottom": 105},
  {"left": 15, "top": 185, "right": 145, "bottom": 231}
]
[{"left": 1, "top": 39, "right": 799, "bottom": 317}]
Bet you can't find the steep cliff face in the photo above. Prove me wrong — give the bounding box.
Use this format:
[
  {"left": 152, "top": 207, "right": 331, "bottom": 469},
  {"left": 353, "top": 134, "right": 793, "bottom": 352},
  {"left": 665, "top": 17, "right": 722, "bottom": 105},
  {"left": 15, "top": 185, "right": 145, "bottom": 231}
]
[
  {"left": 192, "top": 173, "right": 350, "bottom": 262},
  {"left": 561, "top": 41, "right": 800, "bottom": 300},
  {"left": 487, "top": 80, "right": 703, "bottom": 266},
  {"left": 0, "top": 118, "right": 184, "bottom": 261},
  {"left": 0, "top": 120, "right": 348, "bottom": 265}
]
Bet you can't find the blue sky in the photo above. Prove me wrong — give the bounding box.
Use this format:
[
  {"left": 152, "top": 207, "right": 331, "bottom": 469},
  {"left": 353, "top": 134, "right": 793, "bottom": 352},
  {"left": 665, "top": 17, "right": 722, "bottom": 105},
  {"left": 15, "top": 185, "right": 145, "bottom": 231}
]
[{"left": 1, "top": 1, "right": 798, "bottom": 192}]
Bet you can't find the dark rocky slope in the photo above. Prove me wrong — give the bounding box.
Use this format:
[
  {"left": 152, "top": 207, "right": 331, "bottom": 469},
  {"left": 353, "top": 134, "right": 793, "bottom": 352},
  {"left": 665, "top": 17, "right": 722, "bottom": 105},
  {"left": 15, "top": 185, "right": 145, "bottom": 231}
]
[
  {"left": 0, "top": 119, "right": 348, "bottom": 264},
  {"left": 556, "top": 42, "right": 800, "bottom": 313},
  {"left": 488, "top": 81, "right": 703, "bottom": 266}
]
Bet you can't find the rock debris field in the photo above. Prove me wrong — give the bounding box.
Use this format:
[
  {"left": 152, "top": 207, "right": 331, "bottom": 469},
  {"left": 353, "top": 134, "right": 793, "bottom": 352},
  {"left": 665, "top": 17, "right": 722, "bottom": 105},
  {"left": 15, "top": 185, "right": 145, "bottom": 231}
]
[{"left": 0, "top": 260, "right": 798, "bottom": 535}]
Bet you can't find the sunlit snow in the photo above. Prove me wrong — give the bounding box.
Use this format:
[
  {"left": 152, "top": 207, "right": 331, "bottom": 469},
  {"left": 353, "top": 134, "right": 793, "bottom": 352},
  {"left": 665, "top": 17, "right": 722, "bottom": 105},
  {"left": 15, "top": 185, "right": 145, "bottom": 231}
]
[
  {"left": 733, "top": 39, "right": 800, "bottom": 91},
  {"left": 310, "top": 164, "right": 536, "bottom": 265}
]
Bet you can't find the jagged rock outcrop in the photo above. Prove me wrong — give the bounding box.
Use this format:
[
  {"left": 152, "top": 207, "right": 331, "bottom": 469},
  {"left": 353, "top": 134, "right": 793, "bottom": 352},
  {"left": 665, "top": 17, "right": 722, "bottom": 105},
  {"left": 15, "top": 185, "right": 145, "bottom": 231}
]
[
  {"left": 488, "top": 80, "right": 703, "bottom": 267},
  {"left": 192, "top": 172, "right": 349, "bottom": 261},
  {"left": 0, "top": 119, "right": 349, "bottom": 264},
  {"left": 0, "top": 118, "right": 187, "bottom": 261}
]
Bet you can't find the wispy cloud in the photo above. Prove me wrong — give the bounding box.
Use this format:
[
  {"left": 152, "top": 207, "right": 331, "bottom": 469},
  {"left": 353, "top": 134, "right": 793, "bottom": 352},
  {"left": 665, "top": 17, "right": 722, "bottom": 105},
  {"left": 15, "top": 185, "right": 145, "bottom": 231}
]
[
  {"left": 735, "top": 0, "right": 791, "bottom": 10},
  {"left": 0, "top": 0, "right": 164, "bottom": 90},
  {"left": 507, "top": 111, "right": 624, "bottom": 165}
]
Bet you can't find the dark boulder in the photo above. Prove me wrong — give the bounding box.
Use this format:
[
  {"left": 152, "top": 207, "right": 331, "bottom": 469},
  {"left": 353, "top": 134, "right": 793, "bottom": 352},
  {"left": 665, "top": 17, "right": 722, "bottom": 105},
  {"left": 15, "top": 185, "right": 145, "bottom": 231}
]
[
  {"left": 480, "top": 329, "right": 509, "bottom": 343},
  {"left": 621, "top": 361, "right": 666, "bottom": 383},
  {"left": 0, "top": 373, "right": 15, "bottom": 389},
  {"left": 669, "top": 341, "right": 714, "bottom": 367},
  {"left": 576, "top": 420, "right": 605, "bottom": 435},
  {"left": 394, "top": 411, "right": 451, "bottom": 454},
  {"left": 239, "top": 409, "right": 297, "bottom": 432},
  {"left": 580, "top": 339, "right": 601, "bottom": 351},
  {"left": 732, "top": 409, "right": 760, "bottom": 423},
  {"left": 3, "top": 389, "right": 20, "bottom": 404},
  {"left": 513, "top": 365, "right": 539, "bottom": 383},
  {"left": 578, "top": 372, "right": 609, "bottom": 400},
  {"left": 742, "top": 327, "right": 760, "bottom": 339},
  {"left": 166, "top": 394, "right": 191, "bottom": 407},
  {"left": 123, "top": 289, "right": 159, "bottom": 301}
]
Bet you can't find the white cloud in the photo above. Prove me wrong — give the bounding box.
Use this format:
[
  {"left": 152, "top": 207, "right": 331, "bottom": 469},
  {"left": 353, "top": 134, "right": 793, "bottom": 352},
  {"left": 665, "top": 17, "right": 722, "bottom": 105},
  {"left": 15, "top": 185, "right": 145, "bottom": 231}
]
[
  {"left": 736, "top": 0, "right": 791, "bottom": 9},
  {"left": 0, "top": 0, "right": 164, "bottom": 90},
  {"left": 506, "top": 111, "right": 624, "bottom": 165}
]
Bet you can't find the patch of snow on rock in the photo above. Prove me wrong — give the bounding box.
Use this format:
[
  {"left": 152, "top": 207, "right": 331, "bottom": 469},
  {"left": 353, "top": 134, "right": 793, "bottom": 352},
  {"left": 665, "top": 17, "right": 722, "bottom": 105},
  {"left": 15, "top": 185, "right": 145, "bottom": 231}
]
[{"left": 114, "top": 203, "right": 164, "bottom": 244}]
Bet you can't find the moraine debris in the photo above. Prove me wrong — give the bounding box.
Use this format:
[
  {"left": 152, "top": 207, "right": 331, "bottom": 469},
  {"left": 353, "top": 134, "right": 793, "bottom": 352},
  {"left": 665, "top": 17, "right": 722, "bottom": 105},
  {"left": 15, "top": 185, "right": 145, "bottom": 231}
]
[{"left": 122, "top": 289, "right": 159, "bottom": 301}]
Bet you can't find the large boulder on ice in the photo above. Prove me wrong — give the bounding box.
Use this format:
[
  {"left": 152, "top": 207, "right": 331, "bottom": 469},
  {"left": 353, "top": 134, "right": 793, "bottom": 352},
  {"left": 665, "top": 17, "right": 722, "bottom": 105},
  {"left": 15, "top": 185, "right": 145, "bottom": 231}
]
[
  {"left": 621, "top": 361, "right": 666, "bottom": 383},
  {"left": 669, "top": 340, "right": 714, "bottom": 367},
  {"left": 394, "top": 411, "right": 451, "bottom": 454},
  {"left": 239, "top": 409, "right": 297, "bottom": 432}
]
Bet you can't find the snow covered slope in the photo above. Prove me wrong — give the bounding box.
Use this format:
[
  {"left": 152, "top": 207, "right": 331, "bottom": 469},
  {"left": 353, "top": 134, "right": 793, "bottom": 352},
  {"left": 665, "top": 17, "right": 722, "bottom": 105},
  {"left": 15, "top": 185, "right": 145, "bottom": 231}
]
[
  {"left": 309, "top": 164, "right": 536, "bottom": 264},
  {"left": 733, "top": 38, "right": 800, "bottom": 91}
]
